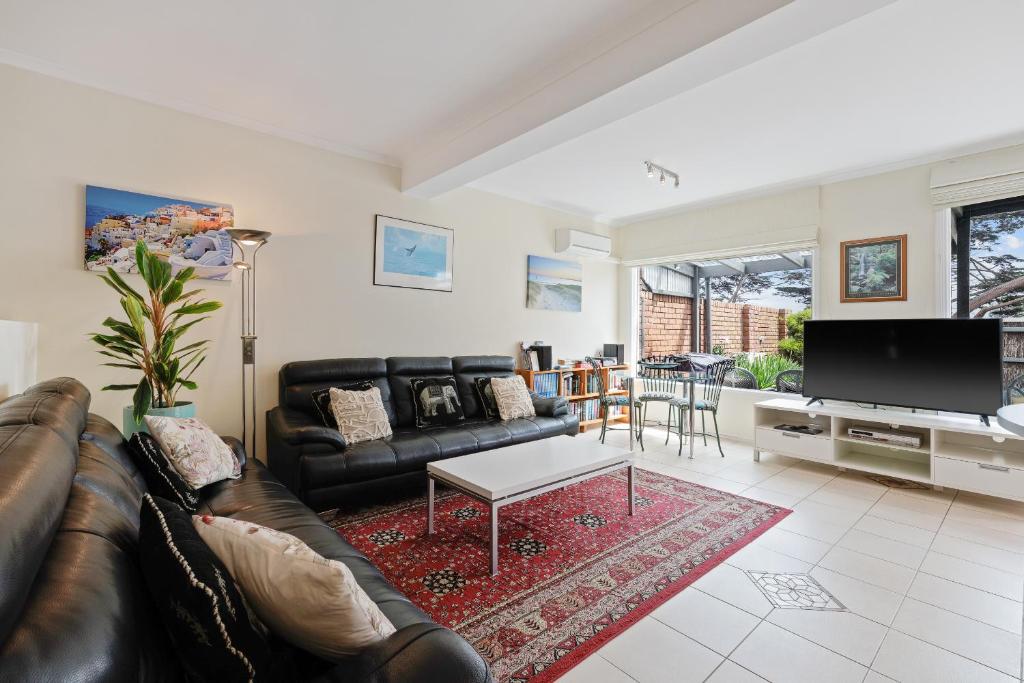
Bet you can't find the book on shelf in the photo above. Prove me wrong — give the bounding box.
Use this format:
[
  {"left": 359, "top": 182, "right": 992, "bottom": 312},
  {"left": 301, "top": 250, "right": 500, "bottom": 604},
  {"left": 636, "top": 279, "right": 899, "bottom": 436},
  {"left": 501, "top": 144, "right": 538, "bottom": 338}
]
[{"left": 531, "top": 372, "right": 559, "bottom": 398}]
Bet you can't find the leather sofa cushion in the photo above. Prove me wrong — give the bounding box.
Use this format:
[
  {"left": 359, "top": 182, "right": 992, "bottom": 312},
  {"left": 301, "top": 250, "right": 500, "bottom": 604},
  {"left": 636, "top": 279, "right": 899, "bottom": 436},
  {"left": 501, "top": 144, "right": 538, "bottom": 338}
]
[
  {"left": 386, "top": 357, "right": 454, "bottom": 428},
  {"left": 22, "top": 376, "right": 91, "bottom": 414},
  {"left": 0, "top": 425, "right": 77, "bottom": 645},
  {"left": 279, "top": 358, "right": 397, "bottom": 427},
  {"left": 0, "top": 393, "right": 89, "bottom": 450},
  {"left": 452, "top": 356, "right": 515, "bottom": 419}
]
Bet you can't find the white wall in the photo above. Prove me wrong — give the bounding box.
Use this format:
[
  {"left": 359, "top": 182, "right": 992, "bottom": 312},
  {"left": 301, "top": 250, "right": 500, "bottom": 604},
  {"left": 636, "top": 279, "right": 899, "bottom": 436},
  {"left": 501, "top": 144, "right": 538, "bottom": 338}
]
[{"left": 0, "top": 65, "right": 619, "bottom": 456}]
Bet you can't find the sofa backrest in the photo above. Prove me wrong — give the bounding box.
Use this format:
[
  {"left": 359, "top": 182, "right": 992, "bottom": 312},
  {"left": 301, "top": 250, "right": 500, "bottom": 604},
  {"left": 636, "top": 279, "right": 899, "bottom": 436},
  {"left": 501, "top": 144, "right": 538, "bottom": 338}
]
[
  {"left": 452, "top": 356, "right": 515, "bottom": 419},
  {"left": 0, "top": 378, "right": 180, "bottom": 681},
  {"left": 386, "top": 357, "right": 455, "bottom": 428},
  {"left": 278, "top": 358, "right": 396, "bottom": 426}
]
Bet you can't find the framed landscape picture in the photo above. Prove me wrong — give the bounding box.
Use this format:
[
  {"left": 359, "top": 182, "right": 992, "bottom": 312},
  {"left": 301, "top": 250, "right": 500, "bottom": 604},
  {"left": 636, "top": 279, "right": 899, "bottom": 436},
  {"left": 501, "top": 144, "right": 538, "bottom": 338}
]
[
  {"left": 840, "top": 234, "right": 907, "bottom": 303},
  {"left": 373, "top": 215, "right": 453, "bottom": 292},
  {"left": 85, "top": 185, "right": 235, "bottom": 280},
  {"left": 526, "top": 255, "right": 582, "bottom": 312}
]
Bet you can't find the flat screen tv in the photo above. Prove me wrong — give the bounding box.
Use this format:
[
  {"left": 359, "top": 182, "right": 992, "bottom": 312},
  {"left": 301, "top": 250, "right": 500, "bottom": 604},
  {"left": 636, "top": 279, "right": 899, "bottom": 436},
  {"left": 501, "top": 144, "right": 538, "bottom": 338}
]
[{"left": 802, "top": 319, "right": 1003, "bottom": 416}]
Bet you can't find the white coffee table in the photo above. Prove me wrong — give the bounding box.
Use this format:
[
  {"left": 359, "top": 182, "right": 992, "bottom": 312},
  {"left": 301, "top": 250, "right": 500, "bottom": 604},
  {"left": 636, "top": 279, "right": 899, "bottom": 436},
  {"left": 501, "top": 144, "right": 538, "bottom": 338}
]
[{"left": 426, "top": 435, "right": 635, "bottom": 576}]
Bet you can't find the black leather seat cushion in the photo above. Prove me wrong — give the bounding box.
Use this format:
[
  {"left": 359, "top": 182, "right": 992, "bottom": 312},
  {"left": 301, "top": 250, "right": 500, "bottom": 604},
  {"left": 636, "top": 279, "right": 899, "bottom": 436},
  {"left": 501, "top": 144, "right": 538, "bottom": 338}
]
[
  {"left": 280, "top": 358, "right": 397, "bottom": 427},
  {"left": 451, "top": 356, "right": 516, "bottom": 419}
]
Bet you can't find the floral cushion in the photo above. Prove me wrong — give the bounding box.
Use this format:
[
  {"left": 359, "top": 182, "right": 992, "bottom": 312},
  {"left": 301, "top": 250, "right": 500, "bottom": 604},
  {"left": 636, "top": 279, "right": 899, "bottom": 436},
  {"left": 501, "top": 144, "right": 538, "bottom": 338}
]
[{"left": 144, "top": 416, "right": 241, "bottom": 489}]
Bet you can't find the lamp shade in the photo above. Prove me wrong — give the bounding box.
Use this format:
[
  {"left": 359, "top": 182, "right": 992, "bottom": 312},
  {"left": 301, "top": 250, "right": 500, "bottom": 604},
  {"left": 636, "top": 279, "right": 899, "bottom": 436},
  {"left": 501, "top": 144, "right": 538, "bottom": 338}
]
[{"left": 226, "top": 228, "right": 271, "bottom": 246}]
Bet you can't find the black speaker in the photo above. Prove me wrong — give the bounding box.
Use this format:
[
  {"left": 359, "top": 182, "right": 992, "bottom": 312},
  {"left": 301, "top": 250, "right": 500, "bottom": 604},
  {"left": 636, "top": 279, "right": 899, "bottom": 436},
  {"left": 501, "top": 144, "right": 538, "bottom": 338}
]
[
  {"left": 604, "top": 343, "right": 624, "bottom": 365},
  {"left": 532, "top": 345, "right": 552, "bottom": 371}
]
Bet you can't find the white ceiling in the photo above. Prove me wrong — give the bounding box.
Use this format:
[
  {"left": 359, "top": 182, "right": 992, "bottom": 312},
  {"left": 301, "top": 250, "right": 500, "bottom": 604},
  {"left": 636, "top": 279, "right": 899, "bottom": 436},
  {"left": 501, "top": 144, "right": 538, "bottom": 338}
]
[
  {"left": 0, "top": 0, "right": 644, "bottom": 163},
  {"left": 471, "top": 0, "right": 1024, "bottom": 223},
  {"left": 4, "top": 0, "right": 1024, "bottom": 226}
]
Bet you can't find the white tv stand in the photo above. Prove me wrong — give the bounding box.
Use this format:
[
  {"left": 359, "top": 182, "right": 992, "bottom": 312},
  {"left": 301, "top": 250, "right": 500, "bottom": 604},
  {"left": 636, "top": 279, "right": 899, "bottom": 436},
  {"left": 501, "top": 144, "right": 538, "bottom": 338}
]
[{"left": 754, "top": 398, "right": 1024, "bottom": 502}]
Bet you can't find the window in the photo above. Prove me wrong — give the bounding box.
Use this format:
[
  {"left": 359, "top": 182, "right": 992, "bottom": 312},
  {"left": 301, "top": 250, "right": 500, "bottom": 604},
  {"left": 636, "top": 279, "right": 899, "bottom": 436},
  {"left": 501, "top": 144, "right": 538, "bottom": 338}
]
[
  {"left": 638, "top": 250, "right": 814, "bottom": 389},
  {"left": 952, "top": 196, "right": 1024, "bottom": 319}
]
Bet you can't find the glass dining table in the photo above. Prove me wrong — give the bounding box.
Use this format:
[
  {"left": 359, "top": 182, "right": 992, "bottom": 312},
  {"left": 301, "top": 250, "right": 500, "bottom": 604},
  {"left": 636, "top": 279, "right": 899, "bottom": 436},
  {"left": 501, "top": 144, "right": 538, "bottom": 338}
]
[{"left": 626, "top": 363, "right": 711, "bottom": 459}]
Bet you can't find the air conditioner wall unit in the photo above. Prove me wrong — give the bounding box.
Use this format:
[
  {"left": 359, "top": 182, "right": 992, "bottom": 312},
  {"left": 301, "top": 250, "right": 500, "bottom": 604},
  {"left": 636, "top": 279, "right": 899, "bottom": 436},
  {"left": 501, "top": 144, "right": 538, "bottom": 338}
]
[{"left": 554, "top": 228, "right": 611, "bottom": 258}]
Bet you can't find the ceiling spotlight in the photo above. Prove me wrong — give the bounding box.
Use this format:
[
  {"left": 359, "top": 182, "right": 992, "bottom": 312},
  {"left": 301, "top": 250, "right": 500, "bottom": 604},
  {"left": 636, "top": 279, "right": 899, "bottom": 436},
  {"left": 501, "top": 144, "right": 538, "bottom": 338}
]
[{"left": 642, "top": 160, "right": 680, "bottom": 189}]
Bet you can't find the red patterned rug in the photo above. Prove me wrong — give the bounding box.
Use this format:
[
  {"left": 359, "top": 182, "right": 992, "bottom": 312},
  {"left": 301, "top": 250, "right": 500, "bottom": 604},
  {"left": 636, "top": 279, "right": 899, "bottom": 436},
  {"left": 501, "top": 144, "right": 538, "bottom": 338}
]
[{"left": 321, "top": 468, "right": 789, "bottom": 683}]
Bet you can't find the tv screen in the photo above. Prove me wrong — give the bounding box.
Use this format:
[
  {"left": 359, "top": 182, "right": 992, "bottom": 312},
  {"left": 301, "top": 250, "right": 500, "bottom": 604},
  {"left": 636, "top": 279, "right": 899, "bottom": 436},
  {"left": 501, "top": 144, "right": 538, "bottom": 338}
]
[{"left": 803, "top": 319, "right": 1003, "bottom": 416}]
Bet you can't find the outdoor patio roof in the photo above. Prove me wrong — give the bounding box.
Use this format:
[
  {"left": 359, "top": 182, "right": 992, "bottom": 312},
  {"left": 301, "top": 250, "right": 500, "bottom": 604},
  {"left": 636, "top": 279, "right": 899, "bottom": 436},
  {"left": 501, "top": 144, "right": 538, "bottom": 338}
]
[{"left": 691, "top": 251, "right": 813, "bottom": 278}]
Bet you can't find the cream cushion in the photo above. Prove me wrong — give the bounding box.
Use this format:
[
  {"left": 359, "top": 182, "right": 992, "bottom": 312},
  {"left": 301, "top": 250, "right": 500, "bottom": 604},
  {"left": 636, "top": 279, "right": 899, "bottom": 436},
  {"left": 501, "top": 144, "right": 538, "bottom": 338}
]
[
  {"left": 144, "top": 415, "right": 240, "bottom": 489},
  {"left": 489, "top": 375, "right": 536, "bottom": 420},
  {"left": 193, "top": 515, "right": 396, "bottom": 660},
  {"left": 329, "top": 386, "right": 393, "bottom": 445}
]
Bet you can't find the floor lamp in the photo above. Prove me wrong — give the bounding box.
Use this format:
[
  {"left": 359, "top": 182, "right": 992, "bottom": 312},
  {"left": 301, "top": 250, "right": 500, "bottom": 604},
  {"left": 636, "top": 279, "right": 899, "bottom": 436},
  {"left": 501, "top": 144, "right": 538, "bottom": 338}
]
[{"left": 227, "top": 228, "right": 271, "bottom": 457}]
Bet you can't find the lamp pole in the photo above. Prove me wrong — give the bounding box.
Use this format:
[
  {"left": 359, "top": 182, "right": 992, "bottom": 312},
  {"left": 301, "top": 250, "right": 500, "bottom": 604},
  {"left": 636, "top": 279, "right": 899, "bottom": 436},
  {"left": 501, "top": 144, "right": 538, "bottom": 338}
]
[{"left": 226, "top": 229, "right": 271, "bottom": 458}]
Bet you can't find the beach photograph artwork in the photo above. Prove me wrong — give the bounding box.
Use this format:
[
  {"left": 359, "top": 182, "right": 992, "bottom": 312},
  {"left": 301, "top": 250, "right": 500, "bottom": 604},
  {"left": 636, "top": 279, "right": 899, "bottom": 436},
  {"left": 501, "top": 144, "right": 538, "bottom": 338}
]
[
  {"left": 85, "top": 186, "right": 235, "bottom": 280},
  {"left": 374, "top": 215, "right": 453, "bottom": 291},
  {"left": 527, "top": 255, "right": 582, "bottom": 312}
]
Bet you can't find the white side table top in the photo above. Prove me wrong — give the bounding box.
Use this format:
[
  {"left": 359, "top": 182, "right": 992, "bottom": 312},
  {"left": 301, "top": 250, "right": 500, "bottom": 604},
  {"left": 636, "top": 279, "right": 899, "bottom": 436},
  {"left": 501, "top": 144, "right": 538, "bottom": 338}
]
[
  {"left": 997, "top": 404, "right": 1024, "bottom": 436},
  {"left": 427, "top": 435, "right": 632, "bottom": 500}
]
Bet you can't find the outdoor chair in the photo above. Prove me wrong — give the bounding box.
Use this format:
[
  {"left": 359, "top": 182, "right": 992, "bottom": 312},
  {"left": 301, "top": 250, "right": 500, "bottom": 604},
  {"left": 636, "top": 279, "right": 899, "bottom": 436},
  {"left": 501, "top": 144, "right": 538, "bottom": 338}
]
[
  {"left": 636, "top": 360, "right": 681, "bottom": 451},
  {"left": 723, "top": 366, "right": 757, "bottom": 389},
  {"left": 774, "top": 369, "right": 804, "bottom": 394},
  {"left": 669, "top": 358, "right": 735, "bottom": 457},
  {"left": 585, "top": 357, "right": 642, "bottom": 448},
  {"left": 1006, "top": 375, "right": 1024, "bottom": 405}
]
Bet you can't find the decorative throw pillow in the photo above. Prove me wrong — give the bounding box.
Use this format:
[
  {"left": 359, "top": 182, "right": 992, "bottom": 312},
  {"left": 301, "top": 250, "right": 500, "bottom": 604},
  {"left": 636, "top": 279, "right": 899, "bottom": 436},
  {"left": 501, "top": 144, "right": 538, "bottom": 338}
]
[
  {"left": 139, "top": 494, "right": 269, "bottom": 682},
  {"left": 144, "top": 416, "right": 241, "bottom": 489},
  {"left": 490, "top": 375, "right": 536, "bottom": 421},
  {"left": 311, "top": 381, "right": 373, "bottom": 428},
  {"left": 194, "top": 514, "right": 397, "bottom": 660},
  {"left": 474, "top": 377, "right": 501, "bottom": 420},
  {"left": 409, "top": 376, "right": 466, "bottom": 428},
  {"left": 328, "top": 386, "right": 392, "bottom": 445},
  {"left": 127, "top": 432, "right": 200, "bottom": 513}
]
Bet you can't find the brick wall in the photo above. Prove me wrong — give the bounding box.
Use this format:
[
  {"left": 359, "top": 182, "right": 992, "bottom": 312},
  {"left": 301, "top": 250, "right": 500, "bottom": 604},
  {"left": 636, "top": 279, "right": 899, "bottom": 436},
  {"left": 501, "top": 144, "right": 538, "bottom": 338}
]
[{"left": 641, "top": 289, "right": 789, "bottom": 358}]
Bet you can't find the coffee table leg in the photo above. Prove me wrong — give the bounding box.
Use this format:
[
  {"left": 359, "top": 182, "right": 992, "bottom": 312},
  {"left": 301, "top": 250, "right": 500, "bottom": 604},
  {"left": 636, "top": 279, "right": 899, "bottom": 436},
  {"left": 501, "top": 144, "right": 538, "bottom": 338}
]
[
  {"left": 627, "top": 464, "right": 635, "bottom": 516},
  {"left": 427, "top": 476, "right": 435, "bottom": 535},
  {"left": 490, "top": 502, "right": 499, "bottom": 576}
]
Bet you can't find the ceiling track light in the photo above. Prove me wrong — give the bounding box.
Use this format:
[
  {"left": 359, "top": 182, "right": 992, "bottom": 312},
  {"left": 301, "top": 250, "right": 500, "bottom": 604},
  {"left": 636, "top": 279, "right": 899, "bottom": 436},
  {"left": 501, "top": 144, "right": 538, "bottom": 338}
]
[{"left": 642, "top": 160, "right": 680, "bottom": 189}]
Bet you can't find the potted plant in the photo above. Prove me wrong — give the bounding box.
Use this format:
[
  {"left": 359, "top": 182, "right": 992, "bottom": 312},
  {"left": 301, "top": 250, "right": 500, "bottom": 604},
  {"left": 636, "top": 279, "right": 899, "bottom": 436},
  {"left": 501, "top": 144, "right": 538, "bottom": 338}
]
[{"left": 91, "top": 241, "right": 222, "bottom": 435}]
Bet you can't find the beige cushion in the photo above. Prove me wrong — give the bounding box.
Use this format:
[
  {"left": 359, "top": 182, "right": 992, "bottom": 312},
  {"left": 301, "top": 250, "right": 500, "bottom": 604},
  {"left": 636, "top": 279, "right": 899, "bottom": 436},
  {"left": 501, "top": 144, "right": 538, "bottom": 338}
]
[
  {"left": 329, "top": 386, "right": 393, "bottom": 445},
  {"left": 144, "top": 415, "right": 240, "bottom": 489},
  {"left": 193, "top": 515, "right": 396, "bottom": 660},
  {"left": 490, "top": 375, "right": 536, "bottom": 420}
]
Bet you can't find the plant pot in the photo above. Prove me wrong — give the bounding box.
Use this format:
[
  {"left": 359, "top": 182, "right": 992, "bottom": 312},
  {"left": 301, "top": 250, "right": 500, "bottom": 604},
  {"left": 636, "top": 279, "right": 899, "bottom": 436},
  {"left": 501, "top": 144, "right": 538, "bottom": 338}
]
[{"left": 122, "top": 402, "right": 196, "bottom": 437}]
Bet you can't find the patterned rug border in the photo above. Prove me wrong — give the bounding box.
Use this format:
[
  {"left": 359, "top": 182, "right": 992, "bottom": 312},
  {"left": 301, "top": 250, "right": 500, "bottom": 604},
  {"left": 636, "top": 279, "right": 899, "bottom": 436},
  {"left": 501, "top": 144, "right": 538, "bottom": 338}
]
[{"left": 529, "top": 504, "right": 790, "bottom": 683}]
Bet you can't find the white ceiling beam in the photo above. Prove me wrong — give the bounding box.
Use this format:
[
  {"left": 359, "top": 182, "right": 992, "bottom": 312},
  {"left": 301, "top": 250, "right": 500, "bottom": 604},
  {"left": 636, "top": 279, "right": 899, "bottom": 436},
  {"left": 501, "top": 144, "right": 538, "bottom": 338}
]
[
  {"left": 401, "top": 0, "right": 896, "bottom": 198},
  {"left": 780, "top": 251, "right": 805, "bottom": 268},
  {"left": 716, "top": 258, "right": 747, "bottom": 275}
]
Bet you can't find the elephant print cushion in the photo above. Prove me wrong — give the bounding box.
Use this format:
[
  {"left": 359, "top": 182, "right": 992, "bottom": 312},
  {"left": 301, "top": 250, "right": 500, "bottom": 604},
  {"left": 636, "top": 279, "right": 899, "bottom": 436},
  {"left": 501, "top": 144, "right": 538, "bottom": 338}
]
[
  {"left": 490, "top": 375, "right": 537, "bottom": 421},
  {"left": 409, "top": 376, "right": 466, "bottom": 428},
  {"left": 329, "top": 386, "right": 393, "bottom": 445}
]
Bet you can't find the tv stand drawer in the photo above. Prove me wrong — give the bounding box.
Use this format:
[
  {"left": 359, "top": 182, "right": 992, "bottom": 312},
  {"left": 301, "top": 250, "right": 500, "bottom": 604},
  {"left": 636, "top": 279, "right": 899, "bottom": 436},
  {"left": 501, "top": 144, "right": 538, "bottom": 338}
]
[
  {"left": 755, "top": 427, "right": 832, "bottom": 462},
  {"left": 933, "top": 456, "right": 1024, "bottom": 502}
]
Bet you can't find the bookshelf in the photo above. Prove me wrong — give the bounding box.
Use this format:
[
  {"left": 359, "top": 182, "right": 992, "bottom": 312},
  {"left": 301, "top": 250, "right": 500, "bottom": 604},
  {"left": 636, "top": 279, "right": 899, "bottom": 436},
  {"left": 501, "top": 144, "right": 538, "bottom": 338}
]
[{"left": 516, "top": 364, "right": 631, "bottom": 433}]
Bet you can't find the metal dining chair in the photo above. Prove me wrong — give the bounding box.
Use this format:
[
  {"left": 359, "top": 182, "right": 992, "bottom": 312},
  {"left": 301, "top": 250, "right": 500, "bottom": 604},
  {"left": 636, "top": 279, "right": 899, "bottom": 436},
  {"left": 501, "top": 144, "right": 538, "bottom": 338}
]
[
  {"left": 585, "top": 357, "right": 642, "bottom": 448},
  {"left": 637, "top": 359, "right": 681, "bottom": 450},
  {"left": 774, "top": 369, "right": 804, "bottom": 394},
  {"left": 669, "top": 359, "right": 735, "bottom": 457},
  {"left": 723, "top": 366, "right": 757, "bottom": 389}
]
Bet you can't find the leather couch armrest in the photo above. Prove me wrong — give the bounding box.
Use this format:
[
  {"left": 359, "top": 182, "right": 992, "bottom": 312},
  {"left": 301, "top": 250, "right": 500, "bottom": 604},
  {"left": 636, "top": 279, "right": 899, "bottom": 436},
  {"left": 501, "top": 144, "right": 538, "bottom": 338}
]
[
  {"left": 219, "top": 435, "right": 247, "bottom": 468},
  {"left": 532, "top": 395, "right": 568, "bottom": 417},
  {"left": 267, "top": 406, "right": 347, "bottom": 450},
  {"left": 306, "top": 623, "right": 491, "bottom": 683}
]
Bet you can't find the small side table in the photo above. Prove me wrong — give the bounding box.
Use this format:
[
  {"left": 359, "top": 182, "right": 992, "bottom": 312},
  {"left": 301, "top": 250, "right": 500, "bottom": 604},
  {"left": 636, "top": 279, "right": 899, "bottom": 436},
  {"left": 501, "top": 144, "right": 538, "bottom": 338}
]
[{"left": 996, "top": 404, "right": 1024, "bottom": 436}]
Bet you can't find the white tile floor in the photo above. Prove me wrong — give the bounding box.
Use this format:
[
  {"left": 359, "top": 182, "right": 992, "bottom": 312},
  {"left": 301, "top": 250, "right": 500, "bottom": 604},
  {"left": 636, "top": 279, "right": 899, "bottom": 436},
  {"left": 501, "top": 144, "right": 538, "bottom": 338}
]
[{"left": 556, "top": 427, "right": 1024, "bottom": 683}]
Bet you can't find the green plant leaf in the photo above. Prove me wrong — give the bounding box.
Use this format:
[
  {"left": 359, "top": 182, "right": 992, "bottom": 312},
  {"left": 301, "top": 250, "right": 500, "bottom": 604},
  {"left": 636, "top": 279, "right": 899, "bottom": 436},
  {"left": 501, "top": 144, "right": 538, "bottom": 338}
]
[
  {"left": 161, "top": 279, "right": 183, "bottom": 305},
  {"left": 171, "top": 339, "right": 210, "bottom": 356},
  {"left": 135, "top": 241, "right": 149, "bottom": 281},
  {"left": 132, "top": 379, "right": 153, "bottom": 422},
  {"left": 164, "top": 316, "right": 209, "bottom": 343},
  {"left": 172, "top": 300, "right": 222, "bottom": 317},
  {"left": 102, "top": 383, "right": 139, "bottom": 391},
  {"left": 102, "top": 362, "right": 142, "bottom": 369},
  {"left": 176, "top": 379, "right": 197, "bottom": 390},
  {"left": 181, "top": 355, "right": 205, "bottom": 380},
  {"left": 103, "top": 268, "right": 144, "bottom": 301},
  {"left": 174, "top": 266, "right": 196, "bottom": 284}
]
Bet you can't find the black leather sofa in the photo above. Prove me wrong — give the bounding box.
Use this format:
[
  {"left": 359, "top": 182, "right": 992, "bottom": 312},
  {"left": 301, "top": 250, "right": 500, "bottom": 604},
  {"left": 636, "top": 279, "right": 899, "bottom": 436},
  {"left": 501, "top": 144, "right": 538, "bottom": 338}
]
[
  {"left": 0, "top": 378, "right": 491, "bottom": 682},
  {"left": 267, "top": 356, "right": 579, "bottom": 510}
]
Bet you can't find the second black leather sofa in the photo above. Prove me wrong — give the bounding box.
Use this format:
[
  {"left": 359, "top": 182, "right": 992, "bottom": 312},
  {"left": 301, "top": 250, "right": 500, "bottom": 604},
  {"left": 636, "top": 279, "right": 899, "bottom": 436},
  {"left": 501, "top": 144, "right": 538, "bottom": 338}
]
[{"left": 267, "top": 356, "right": 579, "bottom": 510}]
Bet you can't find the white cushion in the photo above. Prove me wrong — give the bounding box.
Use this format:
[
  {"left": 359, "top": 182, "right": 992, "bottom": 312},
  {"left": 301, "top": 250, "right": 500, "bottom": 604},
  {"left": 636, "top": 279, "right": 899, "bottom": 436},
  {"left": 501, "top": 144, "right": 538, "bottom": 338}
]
[
  {"left": 144, "top": 416, "right": 240, "bottom": 489},
  {"left": 489, "top": 375, "right": 536, "bottom": 420},
  {"left": 329, "top": 386, "right": 393, "bottom": 445},
  {"left": 193, "top": 515, "right": 396, "bottom": 660}
]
